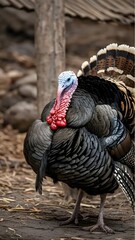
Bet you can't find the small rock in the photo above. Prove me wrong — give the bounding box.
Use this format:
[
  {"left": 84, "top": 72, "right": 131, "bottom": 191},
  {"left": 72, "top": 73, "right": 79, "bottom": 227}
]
[
  {"left": 12, "top": 73, "right": 37, "bottom": 89},
  {"left": 18, "top": 84, "right": 37, "bottom": 99},
  {"left": 0, "top": 68, "right": 11, "bottom": 91},
  {"left": 7, "top": 70, "right": 24, "bottom": 81},
  {"left": 4, "top": 101, "right": 38, "bottom": 132},
  {"left": 0, "top": 90, "right": 6, "bottom": 98},
  {"left": 0, "top": 90, "right": 23, "bottom": 112}
]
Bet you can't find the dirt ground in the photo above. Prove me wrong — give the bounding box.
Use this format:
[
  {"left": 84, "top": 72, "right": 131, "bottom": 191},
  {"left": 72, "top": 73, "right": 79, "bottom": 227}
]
[
  {"left": 0, "top": 12, "right": 134, "bottom": 240},
  {"left": 0, "top": 127, "right": 134, "bottom": 240}
]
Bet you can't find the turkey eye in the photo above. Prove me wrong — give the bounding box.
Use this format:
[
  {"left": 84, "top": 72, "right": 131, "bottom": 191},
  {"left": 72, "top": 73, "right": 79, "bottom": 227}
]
[{"left": 67, "top": 78, "right": 70, "bottom": 82}]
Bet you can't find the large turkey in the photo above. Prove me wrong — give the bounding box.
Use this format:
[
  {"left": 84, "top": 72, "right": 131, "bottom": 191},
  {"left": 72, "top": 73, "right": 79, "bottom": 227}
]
[{"left": 24, "top": 43, "right": 135, "bottom": 233}]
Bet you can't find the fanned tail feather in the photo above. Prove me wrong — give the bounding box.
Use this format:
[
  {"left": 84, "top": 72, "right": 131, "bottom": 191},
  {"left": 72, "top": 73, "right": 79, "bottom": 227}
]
[
  {"left": 89, "top": 55, "right": 97, "bottom": 76},
  {"left": 105, "top": 43, "right": 117, "bottom": 75},
  {"left": 124, "top": 47, "right": 135, "bottom": 76},
  {"left": 114, "top": 44, "right": 129, "bottom": 74},
  {"left": 77, "top": 43, "right": 135, "bottom": 88},
  {"left": 97, "top": 48, "right": 106, "bottom": 74},
  {"left": 80, "top": 61, "right": 90, "bottom": 76},
  {"left": 114, "top": 162, "right": 134, "bottom": 210}
]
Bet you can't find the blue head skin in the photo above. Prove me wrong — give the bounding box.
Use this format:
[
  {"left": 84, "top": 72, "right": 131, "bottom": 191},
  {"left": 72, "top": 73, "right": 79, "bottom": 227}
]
[
  {"left": 56, "top": 71, "right": 78, "bottom": 106},
  {"left": 58, "top": 71, "right": 78, "bottom": 93}
]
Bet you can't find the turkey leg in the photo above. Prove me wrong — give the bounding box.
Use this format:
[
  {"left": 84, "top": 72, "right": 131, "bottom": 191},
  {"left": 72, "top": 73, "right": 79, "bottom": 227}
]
[
  {"left": 60, "top": 189, "right": 83, "bottom": 225},
  {"left": 83, "top": 194, "right": 114, "bottom": 233}
]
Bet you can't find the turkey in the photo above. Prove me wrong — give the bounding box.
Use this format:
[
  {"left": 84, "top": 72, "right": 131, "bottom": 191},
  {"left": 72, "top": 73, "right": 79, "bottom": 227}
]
[{"left": 24, "top": 43, "right": 135, "bottom": 233}]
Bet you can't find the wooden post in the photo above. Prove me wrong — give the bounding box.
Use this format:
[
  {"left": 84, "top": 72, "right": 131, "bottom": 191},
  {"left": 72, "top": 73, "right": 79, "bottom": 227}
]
[{"left": 35, "top": 0, "right": 65, "bottom": 115}]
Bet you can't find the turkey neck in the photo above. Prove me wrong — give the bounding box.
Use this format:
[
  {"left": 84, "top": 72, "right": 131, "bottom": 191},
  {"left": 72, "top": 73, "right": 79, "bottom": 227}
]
[
  {"left": 42, "top": 89, "right": 95, "bottom": 128},
  {"left": 66, "top": 89, "right": 95, "bottom": 127}
]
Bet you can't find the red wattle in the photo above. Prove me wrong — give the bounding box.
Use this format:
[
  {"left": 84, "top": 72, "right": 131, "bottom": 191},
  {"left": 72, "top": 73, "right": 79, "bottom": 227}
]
[
  {"left": 57, "top": 113, "right": 65, "bottom": 118},
  {"left": 47, "top": 83, "right": 77, "bottom": 130},
  {"left": 46, "top": 116, "right": 52, "bottom": 124},
  {"left": 57, "top": 120, "right": 67, "bottom": 127},
  {"left": 50, "top": 122, "right": 58, "bottom": 130},
  {"left": 50, "top": 109, "right": 55, "bottom": 115}
]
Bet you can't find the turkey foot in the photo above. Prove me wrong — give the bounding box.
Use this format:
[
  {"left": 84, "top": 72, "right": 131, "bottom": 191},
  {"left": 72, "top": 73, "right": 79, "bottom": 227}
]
[
  {"left": 60, "top": 212, "right": 82, "bottom": 226},
  {"left": 83, "top": 223, "right": 114, "bottom": 234},
  {"left": 60, "top": 189, "right": 83, "bottom": 226}
]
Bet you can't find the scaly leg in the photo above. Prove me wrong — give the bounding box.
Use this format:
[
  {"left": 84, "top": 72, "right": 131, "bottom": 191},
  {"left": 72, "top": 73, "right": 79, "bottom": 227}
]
[
  {"left": 60, "top": 189, "right": 83, "bottom": 225},
  {"left": 83, "top": 194, "right": 114, "bottom": 234}
]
